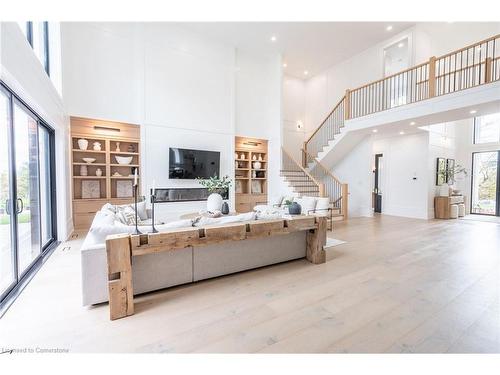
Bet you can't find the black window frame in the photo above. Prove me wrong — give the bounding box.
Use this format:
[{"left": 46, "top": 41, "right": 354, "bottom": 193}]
[
  {"left": 25, "top": 21, "right": 50, "bottom": 76},
  {"left": 0, "top": 80, "right": 58, "bottom": 316}
]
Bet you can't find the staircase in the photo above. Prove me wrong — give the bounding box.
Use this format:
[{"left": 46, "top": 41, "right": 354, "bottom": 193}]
[
  {"left": 280, "top": 147, "right": 347, "bottom": 224},
  {"left": 304, "top": 34, "right": 500, "bottom": 166}
]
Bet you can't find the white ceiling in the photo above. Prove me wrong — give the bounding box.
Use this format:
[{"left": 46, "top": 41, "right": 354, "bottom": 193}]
[{"left": 180, "top": 22, "right": 415, "bottom": 78}]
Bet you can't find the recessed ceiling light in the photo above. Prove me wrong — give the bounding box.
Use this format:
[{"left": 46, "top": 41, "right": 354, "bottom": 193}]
[
  {"left": 282, "top": 63, "right": 287, "bottom": 68},
  {"left": 470, "top": 110, "right": 477, "bottom": 114},
  {"left": 410, "top": 121, "right": 416, "bottom": 125},
  {"left": 399, "top": 131, "right": 405, "bottom": 135},
  {"left": 398, "top": 42, "right": 405, "bottom": 48},
  {"left": 386, "top": 25, "right": 393, "bottom": 31},
  {"left": 270, "top": 35, "right": 277, "bottom": 42},
  {"left": 304, "top": 70, "right": 309, "bottom": 75},
  {"left": 372, "top": 129, "right": 378, "bottom": 133}
]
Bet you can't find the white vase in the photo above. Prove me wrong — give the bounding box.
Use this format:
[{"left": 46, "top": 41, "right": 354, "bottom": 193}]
[
  {"left": 80, "top": 165, "right": 88, "bottom": 176},
  {"left": 77, "top": 139, "right": 88, "bottom": 150},
  {"left": 253, "top": 161, "right": 262, "bottom": 170},
  {"left": 95, "top": 168, "right": 102, "bottom": 177},
  {"left": 207, "top": 193, "right": 223, "bottom": 212},
  {"left": 439, "top": 183, "right": 450, "bottom": 197},
  {"left": 93, "top": 142, "right": 101, "bottom": 151}
]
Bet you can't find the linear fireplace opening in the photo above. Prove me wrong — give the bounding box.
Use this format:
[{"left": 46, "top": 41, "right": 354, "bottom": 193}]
[{"left": 154, "top": 188, "right": 228, "bottom": 203}]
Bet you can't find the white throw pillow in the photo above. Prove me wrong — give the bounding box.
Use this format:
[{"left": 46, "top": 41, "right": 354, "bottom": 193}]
[
  {"left": 108, "top": 200, "right": 148, "bottom": 221},
  {"left": 314, "top": 197, "right": 330, "bottom": 217},
  {"left": 86, "top": 212, "right": 133, "bottom": 246},
  {"left": 296, "top": 196, "right": 317, "bottom": 215}
]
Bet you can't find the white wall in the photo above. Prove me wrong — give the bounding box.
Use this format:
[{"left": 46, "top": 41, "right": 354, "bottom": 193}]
[
  {"left": 282, "top": 74, "right": 306, "bottom": 160},
  {"left": 1, "top": 22, "right": 72, "bottom": 239},
  {"left": 61, "top": 23, "right": 285, "bottom": 218},
  {"left": 372, "top": 133, "right": 430, "bottom": 219},
  {"left": 332, "top": 136, "right": 373, "bottom": 217}
]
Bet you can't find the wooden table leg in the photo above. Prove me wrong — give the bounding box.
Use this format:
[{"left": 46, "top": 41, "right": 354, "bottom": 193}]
[
  {"left": 306, "top": 216, "right": 327, "bottom": 264},
  {"left": 106, "top": 234, "right": 134, "bottom": 320}
]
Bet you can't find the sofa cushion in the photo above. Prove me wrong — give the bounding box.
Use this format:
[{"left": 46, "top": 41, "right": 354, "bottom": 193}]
[
  {"left": 103, "top": 200, "right": 148, "bottom": 221},
  {"left": 315, "top": 197, "right": 330, "bottom": 217},
  {"left": 83, "top": 211, "right": 135, "bottom": 248}
]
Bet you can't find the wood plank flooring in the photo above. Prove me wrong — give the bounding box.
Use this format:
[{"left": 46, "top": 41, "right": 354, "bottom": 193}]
[{"left": 0, "top": 215, "right": 498, "bottom": 353}]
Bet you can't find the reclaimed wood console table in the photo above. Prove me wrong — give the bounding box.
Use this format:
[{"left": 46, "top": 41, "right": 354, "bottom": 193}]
[{"left": 105, "top": 216, "right": 327, "bottom": 320}]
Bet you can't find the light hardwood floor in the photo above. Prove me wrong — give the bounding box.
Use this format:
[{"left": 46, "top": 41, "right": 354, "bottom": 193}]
[{"left": 0, "top": 215, "right": 499, "bottom": 353}]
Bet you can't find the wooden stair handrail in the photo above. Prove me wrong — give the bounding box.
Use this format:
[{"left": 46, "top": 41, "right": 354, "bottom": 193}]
[
  {"left": 305, "top": 96, "right": 346, "bottom": 145},
  {"left": 302, "top": 148, "right": 344, "bottom": 185},
  {"left": 281, "top": 147, "right": 325, "bottom": 195}
]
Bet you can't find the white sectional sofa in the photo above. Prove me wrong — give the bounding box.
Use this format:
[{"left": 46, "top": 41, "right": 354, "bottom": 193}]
[{"left": 80, "top": 202, "right": 307, "bottom": 306}]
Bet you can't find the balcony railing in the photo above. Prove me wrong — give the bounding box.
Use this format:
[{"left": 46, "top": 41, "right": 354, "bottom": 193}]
[{"left": 305, "top": 34, "right": 500, "bottom": 159}]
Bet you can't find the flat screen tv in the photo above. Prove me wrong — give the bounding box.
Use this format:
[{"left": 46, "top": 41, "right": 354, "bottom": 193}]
[{"left": 169, "top": 147, "right": 220, "bottom": 179}]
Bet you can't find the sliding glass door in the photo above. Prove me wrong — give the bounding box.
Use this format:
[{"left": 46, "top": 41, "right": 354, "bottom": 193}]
[
  {"left": 0, "top": 89, "right": 15, "bottom": 298},
  {"left": 13, "top": 103, "right": 42, "bottom": 275},
  {"left": 0, "top": 82, "right": 56, "bottom": 307},
  {"left": 471, "top": 151, "right": 500, "bottom": 216}
]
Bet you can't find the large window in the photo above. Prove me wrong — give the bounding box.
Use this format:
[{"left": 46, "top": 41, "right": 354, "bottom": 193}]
[
  {"left": 17, "top": 21, "right": 50, "bottom": 76},
  {"left": 474, "top": 113, "right": 500, "bottom": 144},
  {"left": 471, "top": 151, "right": 500, "bottom": 216},
  {"left": 0, "top": 81, "right": 57, "bottom": 310}
]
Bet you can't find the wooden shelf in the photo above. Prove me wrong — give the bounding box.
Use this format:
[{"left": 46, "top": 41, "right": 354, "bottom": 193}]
[
  {"left": 73, "top": 176, "right": 106, "bottom": 179},
  {"left": 72, "top": 149, "right": 106, "bottom": 154},
  {"left": 73, "top": 162, "right": 106, "bottom": 166},
  {"left": 235, "top": 136, "right": 268, "bottom": 211},
  {"left": 71, "top": 117, "right": 141, "bottom": 230},
  {"left": 110, "top": 151, "right": 139, "bottom": 156}
]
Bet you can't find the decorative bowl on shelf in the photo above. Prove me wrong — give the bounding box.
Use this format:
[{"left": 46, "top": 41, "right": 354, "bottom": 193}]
[
  {"left": 82, "top": 157, "right": 96, "bottom": 164},
  {"left": 115, "top": 155, "right": 133, "bottom": 165}
]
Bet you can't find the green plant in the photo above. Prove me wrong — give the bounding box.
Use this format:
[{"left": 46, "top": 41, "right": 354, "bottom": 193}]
[
  {"left": 282, "top": 199, "right": 293, "bottom": 207},
  {"left": 197, "top": 175, "right": 232, "bottom": 195},
  {"left": 438, "top": 164, "right": 468, "bottom": 184}
]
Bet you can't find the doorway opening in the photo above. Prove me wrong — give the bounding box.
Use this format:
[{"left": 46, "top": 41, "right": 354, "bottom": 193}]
[{"left": 374, "top": 153, "right": 384, "bottom": 213}]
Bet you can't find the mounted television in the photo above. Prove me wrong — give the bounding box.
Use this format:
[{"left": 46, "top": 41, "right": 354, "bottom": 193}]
[{"left": 169, "top": 147, "right": 220, "bottom": 179}]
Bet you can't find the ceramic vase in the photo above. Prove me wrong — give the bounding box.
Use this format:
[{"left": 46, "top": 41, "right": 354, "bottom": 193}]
[
  {"left": 95, "top": 168, "right": 102, "bottom": 177},
  {"left": 221, "top": 201, "right": 229, "bottom": 215},
  {"left": 80, "top": 165, "right": 88, "bottom": 176},
  {"left": 93, "top": 142, "right": 101, "bottom": 151},
  {"left": 439, "top": 183, "right": 450, "bottom": 197},
  {"left": 115, "top": 142, "right": 121, "bottom": 152},
  {"left": 78, "top": 139, "right": 88, "bottom": 150},
  {"left": 207, "top": 193, "right": 223, "bottom": 212},
  {"left": 253, "top": 161, "right": 262, "bottom": 170},
  {"left": 288, "top": 202, "right": 301, "bottom": 215}
]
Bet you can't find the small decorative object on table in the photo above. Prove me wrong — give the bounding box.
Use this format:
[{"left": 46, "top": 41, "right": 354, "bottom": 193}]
[
  {"left": 77, "top": 138, "right": 88, "bottom": 150},
  {"left": 197, "top": 175, "right": 232, "bottom": 212},
  {"left": 221, "top": 201, "right": 229, "bottom": 215},
  {"left": 288, "top": 201, "right": 302, "bottom": 215}
]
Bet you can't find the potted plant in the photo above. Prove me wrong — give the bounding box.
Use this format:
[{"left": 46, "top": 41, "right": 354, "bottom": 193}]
[
  {"left": 438, "top": 163, "right": 468, "bottom": 196},
  {"left": 198, "top": 175, "right": 232, "bottom": 212}
]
